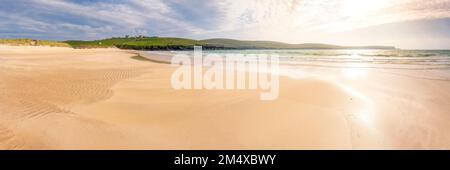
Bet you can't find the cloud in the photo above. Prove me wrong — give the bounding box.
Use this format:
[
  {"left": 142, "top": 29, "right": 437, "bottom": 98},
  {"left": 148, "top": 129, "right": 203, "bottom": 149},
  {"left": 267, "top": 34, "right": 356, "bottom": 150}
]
[
  {"left": 184, "top": 0, "right": 450, "bottom": 49},
  {"left": 0, "top": 0, "right": 449, "bottom": 48},
  {"left": 0, "top": 0, "right": 213, "bottom": 39}
]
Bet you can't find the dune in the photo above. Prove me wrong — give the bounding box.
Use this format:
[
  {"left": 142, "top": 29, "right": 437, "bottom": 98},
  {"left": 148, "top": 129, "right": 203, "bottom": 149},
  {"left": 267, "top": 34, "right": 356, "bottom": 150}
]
[{"left": 0, "top": 45, "right": 449, "bottom": 149}]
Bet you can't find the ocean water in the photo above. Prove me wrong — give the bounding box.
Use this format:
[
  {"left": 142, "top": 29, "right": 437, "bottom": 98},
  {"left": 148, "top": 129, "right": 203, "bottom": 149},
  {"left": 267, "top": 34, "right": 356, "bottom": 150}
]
[
  {"left": 194, "top": 49, "right": 450, "bottom": 70},
  {"left": 148, "top": 49, "right": 450, "bottom": 81}
]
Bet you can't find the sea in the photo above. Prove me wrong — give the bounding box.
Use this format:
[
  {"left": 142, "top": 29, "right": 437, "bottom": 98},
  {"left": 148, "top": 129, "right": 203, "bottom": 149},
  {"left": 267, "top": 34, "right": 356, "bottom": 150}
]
[{"left": 147, "top": 49, "right": 450, "bottom": 81}]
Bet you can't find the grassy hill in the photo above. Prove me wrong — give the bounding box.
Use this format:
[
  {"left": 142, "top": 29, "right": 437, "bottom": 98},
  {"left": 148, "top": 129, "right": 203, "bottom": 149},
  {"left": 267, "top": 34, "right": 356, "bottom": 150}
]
[
  {"left": 65, "top": 37, "right": 395, "bottom": 50},
  {"left": 0, "top": 39, "right": 70, "bottom": 47},
  {"left": 1, "top": 37, "right": 395, "bottom": 50},
  {"left": 65, "top": 37, "right": 206, "bottom": 49}
]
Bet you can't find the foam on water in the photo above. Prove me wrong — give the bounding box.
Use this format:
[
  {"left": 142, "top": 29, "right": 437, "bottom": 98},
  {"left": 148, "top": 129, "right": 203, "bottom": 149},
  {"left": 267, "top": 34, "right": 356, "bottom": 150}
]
[{"left": 172, "top": 49, "right": 450, "bottom": 69}]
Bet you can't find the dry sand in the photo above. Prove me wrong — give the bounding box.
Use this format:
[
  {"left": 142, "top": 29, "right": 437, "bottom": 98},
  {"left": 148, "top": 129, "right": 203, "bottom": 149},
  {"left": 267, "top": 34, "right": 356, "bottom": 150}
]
[{"left": 1, "top": 46, "right": 450, "bottom": 149}]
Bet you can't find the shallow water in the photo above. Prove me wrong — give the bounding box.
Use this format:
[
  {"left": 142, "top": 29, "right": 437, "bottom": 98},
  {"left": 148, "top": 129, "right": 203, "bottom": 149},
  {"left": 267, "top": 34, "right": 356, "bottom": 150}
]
[
  {"left": 199, "top": 49, "right": 450, "bottom": 69},
  {"left": 148, "top": 49, "right": 450, "bottom": 81}
]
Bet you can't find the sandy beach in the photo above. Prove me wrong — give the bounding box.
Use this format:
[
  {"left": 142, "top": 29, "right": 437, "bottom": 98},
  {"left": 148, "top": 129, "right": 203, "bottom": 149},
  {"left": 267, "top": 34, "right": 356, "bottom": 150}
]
[{"left": 1, "top": 46, "right": 450, "bottom": 149}]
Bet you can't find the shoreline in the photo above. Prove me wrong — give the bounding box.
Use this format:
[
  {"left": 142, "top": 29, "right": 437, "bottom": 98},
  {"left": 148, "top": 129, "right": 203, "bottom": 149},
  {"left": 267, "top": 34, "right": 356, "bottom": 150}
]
[{"left": 1, "top": 46, "right": 450, "bottom": 149}]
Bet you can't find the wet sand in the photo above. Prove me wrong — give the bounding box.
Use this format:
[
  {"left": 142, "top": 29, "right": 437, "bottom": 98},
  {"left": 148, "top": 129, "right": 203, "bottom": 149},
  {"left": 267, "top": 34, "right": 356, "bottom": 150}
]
[{"left": 1, "top": 46, "right": 449, "bottom": 149}]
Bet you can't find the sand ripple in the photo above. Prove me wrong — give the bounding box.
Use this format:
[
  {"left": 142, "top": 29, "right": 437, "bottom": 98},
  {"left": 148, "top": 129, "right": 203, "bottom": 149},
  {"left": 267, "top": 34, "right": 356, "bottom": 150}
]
[{"left": 0, "top": 48, "right": 145, "bottom": 149}]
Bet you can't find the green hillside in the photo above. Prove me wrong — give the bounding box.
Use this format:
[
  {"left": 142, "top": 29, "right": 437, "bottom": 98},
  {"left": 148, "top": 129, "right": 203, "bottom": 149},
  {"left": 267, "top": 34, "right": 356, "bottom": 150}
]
[
  {"left": 1, "top": 37, "right": 395, "bottom": 50},
  {"left": 65, "top": 37, "right": 395, "bottom": 50},
  {"left": 65, "top": 37, "right": 205, "bottom": 49},
  {"left": 0, "top": 39, "right": 70, "bottom": 47}
]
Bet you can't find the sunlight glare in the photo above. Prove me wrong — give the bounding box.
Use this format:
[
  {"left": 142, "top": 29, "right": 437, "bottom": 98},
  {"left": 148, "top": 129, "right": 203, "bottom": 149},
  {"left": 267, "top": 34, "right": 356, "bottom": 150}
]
[{"left": 339, "top": 0, "right": 389, "bottom": 17}]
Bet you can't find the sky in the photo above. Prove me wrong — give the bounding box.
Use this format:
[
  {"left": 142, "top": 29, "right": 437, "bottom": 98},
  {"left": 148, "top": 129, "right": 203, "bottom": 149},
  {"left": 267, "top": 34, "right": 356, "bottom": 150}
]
[{"left": 0, "top": 0, "right": 450, "bottom": 49}]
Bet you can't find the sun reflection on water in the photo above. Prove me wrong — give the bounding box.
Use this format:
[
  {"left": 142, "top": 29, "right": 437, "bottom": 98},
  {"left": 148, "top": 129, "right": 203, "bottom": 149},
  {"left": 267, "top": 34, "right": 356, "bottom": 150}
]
[
  {"left": 341, "top": 52, "right": 370, "bottom": 79},
  {"left": 342, "top": 68, "right": 367, "bottom": 79}
]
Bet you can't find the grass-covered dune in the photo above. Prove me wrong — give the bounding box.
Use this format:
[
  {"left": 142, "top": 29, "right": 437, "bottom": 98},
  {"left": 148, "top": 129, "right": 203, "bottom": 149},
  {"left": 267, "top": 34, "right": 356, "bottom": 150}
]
[
  {"left": 1, "top": 37, "right": 395, "bottom": 50},
  {"left": 0, "top": 39, "right": 70, "bottom": 47}
]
